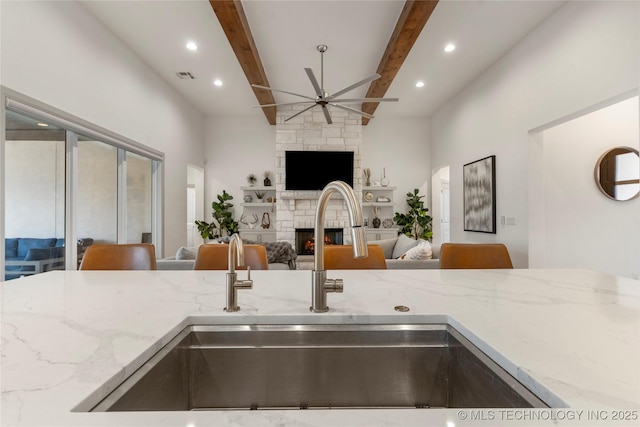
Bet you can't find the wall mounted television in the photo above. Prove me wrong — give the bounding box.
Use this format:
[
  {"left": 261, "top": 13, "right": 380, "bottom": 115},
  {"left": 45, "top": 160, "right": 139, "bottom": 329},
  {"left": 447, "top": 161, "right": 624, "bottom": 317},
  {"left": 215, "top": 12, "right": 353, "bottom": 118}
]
[{"left": 285, "top": 151, "right": 354, "bottom": 190}]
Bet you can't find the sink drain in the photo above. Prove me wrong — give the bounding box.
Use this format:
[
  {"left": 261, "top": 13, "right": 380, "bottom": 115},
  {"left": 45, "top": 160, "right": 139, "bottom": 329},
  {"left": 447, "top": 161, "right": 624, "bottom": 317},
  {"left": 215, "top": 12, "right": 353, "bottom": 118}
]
[{"left": 394, "top": 305, "right": 410, "bottom": 312}]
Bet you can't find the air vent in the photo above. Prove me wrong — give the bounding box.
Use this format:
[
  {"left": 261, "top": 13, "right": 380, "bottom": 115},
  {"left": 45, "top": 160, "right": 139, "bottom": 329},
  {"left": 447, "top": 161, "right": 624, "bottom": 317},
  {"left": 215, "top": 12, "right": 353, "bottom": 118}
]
[{"left": 176, "top": 71, "right": 196, "bottom": 80}]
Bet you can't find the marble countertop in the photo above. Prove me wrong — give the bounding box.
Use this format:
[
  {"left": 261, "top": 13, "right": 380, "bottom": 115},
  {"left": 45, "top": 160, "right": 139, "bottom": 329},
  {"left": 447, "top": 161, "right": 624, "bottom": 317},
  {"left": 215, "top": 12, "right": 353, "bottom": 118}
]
[{"left": 2, "top": 269, "right": 639, "bottom": 426}]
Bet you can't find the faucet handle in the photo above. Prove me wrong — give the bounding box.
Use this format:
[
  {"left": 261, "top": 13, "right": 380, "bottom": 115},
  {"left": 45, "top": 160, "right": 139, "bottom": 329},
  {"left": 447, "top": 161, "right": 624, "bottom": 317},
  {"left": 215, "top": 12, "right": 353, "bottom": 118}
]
[
  {"left": 236, "top": 266, "right": 253, "bottom": 290},
  {"left": 324, "top": 278, "right": 344, "bottom": 293}
]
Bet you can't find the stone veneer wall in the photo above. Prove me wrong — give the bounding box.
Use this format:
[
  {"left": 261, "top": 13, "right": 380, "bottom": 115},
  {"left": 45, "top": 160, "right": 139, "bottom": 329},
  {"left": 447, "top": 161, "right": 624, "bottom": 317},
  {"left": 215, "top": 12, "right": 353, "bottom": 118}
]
[{"left": 275, "top": 105, "right": 362, "bottom": 250}]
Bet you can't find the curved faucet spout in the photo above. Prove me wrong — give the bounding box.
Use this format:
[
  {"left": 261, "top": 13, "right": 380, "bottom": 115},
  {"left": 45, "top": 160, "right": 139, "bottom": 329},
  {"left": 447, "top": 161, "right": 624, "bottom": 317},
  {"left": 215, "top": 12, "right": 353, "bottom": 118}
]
[
  {"left": 225, "top": 234, "right": 252, "bottom": 312},
  {"left": 311, "top": 180, "right": 368, "bottom": 313},
  {"left": 228, "top": 233, "right": 245, "bottom": 274},
  {"left": 314, "top": 181, "right": 368, "bottom": 271}
]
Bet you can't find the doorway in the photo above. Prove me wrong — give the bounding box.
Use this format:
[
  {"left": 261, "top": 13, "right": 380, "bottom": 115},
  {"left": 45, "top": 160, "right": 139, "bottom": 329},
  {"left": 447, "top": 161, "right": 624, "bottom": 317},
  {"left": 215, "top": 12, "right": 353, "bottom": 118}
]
[
  {"left": 187, "top": 165, "right": 204, "bottom": 248},
  {"left": 432, "top": 166, "right": 450, "bottom": 245}
]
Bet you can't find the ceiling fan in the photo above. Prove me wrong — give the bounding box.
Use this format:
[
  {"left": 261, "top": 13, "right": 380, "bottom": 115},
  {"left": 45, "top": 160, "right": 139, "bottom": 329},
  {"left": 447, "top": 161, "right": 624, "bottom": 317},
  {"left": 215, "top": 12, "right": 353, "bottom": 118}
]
[{"left": 252, "top": 45, "right": 398, "bottom": 124}]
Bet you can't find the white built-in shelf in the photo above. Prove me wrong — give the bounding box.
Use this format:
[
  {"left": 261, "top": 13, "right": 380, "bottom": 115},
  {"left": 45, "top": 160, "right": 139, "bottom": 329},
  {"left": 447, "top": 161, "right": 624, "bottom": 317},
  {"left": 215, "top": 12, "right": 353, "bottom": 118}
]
[
  {"left": 241, "top": 186, "right": 275, "bottom": 191},
  {"left": 241, "top": 202, "right": 276, "bottom": 207},
  {"left": 362, "top": 202, "right": 394, "bottom": 207},
  {"left": 363, "top": 186, "right": 396, "bottom": 191}
]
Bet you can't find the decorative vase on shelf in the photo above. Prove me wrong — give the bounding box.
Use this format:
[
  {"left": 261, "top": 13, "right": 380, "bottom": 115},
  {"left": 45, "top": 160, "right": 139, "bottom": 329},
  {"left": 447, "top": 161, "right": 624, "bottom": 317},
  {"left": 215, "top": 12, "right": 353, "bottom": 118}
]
[
  {"left": 264, "top": 171, "right": 273, "bottom": 187},
  {"left": 372, "top": 206, "right": 381, "bottom": 228},
  {"left": 380, "top": 167, "right": 389, "bottom": 187},
  {"left": 363, "top": 168, "right": 371, "bottom": 187},
  {"left": 243, "top": 195, "right": 253, "bottom": 203},
  {"left": 261, "top": 212, "right": 271, "bottom": 229}
]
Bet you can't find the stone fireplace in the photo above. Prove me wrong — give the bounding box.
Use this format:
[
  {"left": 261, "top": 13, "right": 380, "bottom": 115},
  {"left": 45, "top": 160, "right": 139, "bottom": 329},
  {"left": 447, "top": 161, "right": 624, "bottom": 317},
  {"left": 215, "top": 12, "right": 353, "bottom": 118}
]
[
  {"left": 274, "top": 105, "right": 363, "bottom": 253},
  {"left": 295, "top": 228, "right": 343, "bottom": 255}
]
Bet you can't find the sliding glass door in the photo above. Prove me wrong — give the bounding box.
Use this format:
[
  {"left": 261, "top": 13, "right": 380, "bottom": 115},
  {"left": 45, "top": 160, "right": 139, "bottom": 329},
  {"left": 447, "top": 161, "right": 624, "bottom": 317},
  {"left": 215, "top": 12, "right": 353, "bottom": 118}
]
[
  {"left": 76, "top": 137, "right": 118, "bottom": 245},
  {"left": 3, "top": 97, "right": 163, "bottom": 280},
  {"left": 4, "top": 111, "right": 66, "bottom": 279}
]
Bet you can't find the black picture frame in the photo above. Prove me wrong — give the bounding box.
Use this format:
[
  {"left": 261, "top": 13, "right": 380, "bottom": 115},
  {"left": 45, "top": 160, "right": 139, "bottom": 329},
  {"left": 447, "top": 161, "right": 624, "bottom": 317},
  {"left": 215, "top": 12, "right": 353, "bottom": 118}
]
[{"left": 463, "top": 155, "right": 496, "bottom": 233}]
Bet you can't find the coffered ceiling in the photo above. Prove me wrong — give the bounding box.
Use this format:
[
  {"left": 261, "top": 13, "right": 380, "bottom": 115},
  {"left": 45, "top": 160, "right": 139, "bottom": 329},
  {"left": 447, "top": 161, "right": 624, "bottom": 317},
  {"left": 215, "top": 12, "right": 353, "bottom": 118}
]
[{"left": 81, "top": 0, "right": 564, "bottom": 125}]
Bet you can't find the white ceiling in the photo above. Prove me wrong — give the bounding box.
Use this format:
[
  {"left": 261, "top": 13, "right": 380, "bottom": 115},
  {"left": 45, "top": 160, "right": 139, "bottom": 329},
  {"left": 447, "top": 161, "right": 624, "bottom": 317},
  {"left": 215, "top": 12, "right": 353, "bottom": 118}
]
[{"left": 81, "top": 0, "right": 565, "bottom": 122}]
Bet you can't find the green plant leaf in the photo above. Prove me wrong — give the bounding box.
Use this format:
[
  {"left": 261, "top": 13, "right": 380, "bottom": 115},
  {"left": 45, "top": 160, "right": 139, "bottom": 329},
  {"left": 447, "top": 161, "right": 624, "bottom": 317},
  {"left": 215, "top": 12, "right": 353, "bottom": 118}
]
[{"left": 394, "top": 188, "right": 433, "bottom": 241}]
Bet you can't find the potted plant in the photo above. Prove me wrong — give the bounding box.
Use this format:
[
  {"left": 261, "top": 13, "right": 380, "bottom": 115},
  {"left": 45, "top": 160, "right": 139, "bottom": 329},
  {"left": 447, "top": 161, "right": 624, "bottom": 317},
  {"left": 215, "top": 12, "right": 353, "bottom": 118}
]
[
  {"left": 195, "top": 220, "right": 217, "bottom": 240},
  {"left": 255, "top": 190, "right": 266, "bottom": 202},
  {"left": 247, "top": 174, "right": 257, "bottom": 186},
  {"left": 195, "top": 190, "right": 239, "bottom": 239},
  {"left": 394, "top": 188, "right": 433, "bottom": 241}
]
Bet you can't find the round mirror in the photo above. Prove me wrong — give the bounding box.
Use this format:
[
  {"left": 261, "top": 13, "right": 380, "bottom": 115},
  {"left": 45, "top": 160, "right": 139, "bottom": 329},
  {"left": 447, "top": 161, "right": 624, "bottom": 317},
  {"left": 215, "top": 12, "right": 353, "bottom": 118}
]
[{"left": 594, "top": 146, "right": 639, "bottom": 201}]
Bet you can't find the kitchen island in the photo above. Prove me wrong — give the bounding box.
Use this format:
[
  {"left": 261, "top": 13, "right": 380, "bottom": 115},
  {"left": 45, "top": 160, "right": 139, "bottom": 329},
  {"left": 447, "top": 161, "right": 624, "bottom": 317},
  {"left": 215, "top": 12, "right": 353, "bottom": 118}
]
[{"left": 2, "top": 269, "right": 639, "bottom": 426}]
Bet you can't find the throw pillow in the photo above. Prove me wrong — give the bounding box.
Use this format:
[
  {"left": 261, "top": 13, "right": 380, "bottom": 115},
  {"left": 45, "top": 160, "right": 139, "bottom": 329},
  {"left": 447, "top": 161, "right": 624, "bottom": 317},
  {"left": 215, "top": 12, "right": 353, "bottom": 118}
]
[
  {"left": 175, "top": 246, "right": 197, "bottom": 260},
  {"left": 368, "top": 238, "right": 396, "bottom": 259},
  {"left": 392, "top": 234, "right": 420, "bottom": 259},
  {"left": 400, "top": 241, "right": 433, "bottom": 260}
]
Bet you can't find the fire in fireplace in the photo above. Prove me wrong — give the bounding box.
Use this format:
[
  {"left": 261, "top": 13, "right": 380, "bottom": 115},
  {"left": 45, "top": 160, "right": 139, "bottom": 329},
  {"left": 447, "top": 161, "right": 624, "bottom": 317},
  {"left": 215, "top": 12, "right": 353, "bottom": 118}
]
[{"left": 295, "top": 228, "right": 343, "bottom": 255}]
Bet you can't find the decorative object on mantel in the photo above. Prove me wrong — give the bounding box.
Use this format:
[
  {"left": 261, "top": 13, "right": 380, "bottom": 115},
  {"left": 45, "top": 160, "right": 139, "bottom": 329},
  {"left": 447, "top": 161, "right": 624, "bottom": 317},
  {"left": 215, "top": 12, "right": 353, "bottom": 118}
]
[
  {"left": 380, "top": 167, "right": 389, "bottom": 187},
  {"left": 263, "top": 171, "right": 272, "bottom": 187},
  {"left": 364, "top": 191, "right": 374, "bottom": 202},
  {"left": 251, "top": 44, "right": 398, "bottom": 125},
  {"left": 247, "top": 174, "right": 257, "bottom": 186},
  {"left": 243, "top": 194, "right": 253, "bottom": 203},
  {"left": 255, "top": 191, "right": 266, "bottom": 202},
  {"left": 363, "top": 168, "right": 371, "bottom": 187},
  {"left": 382, "top": 218, "right": 394, "bottom": 228},
  {"left": 372, "top": 206, "right": 381, "bottom": 229},
  {"left": 394, "top": 188, "right": 433, "bottom": 241},
  {"left": 261, "top": 212, "right": 271, "bottom": 229},
  {"left": 195, "top": 190, "right": 239, "bottom": 239},
  {"left": 463, "top": 155, "right": 496, "bottom": 234},
  {"left": 376, "top": 196, "right": 391, "bottom": 203},
  {"left": 240, "top": 213, "right": 259, "bottom": 229}
]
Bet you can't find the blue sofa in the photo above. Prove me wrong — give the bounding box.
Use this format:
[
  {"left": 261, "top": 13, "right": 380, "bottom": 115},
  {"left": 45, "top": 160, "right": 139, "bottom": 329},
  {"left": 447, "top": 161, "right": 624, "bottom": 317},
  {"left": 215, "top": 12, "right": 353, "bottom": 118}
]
[{"left": 4, "top": 238, "right": 98, "bottom": 280}]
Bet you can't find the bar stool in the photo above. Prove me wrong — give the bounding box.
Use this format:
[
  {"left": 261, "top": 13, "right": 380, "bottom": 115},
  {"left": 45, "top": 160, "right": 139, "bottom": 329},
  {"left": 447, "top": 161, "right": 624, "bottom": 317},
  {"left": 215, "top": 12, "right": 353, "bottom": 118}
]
[{"left": 79, "top": 243, "right": 157, "bottom": 270}]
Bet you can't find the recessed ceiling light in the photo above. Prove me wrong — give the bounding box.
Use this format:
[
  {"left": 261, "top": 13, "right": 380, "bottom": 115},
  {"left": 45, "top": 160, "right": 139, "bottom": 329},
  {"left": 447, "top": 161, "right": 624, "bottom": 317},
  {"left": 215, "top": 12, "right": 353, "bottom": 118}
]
[
  {"left": 213, "top": 79, "right": 223, "bottom": 87},
  {"left": 36, "top": 122, "right": 49, "bottom": 127},
  {"left": 444, "top": 43, "right": 456, "bottom": 53},
  {"left": 186, "top": 41, "right": 198, "bottom": 51},
  {"left": 416, "top": 81, "right": 425, "bottom": 88}
]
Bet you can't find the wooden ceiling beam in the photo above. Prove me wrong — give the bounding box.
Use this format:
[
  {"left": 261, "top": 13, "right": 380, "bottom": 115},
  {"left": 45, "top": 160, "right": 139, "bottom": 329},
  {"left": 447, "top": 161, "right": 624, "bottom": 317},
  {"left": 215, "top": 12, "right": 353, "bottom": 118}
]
[
  {"left": 361, "top": 0, "right": 439, "bottom": 125},
  {"left": 209, "top": 0, "right": 276, "bottom": 125}
]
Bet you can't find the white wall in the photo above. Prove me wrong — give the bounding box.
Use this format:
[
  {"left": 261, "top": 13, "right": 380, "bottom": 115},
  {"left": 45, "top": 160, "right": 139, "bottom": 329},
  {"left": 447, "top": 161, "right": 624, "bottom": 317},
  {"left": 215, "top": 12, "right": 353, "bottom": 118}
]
[
  {"left": 363, "top": 117, "right": 431, "bottom": 214},
  {"left": 0, "top": 0, "right": 205, "bottom": 256},
  {"left": 539, "top": 96, "right": 639, "bottom": 279},
  {"left": 4, "top": 140, "right": 65, "bottom": 238},
  {"left": 430, "top": 0, "right": 639, "bottom": 269},
  {"left": 204, "top": 116, "right": 275, "bottom": 223}
]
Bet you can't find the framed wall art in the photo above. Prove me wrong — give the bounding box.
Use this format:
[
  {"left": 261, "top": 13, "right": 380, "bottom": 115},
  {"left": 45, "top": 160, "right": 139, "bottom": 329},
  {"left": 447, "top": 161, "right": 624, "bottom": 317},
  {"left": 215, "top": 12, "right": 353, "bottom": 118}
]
[{"left": 463, "top": 155, "right": 496, "bottom": 233}]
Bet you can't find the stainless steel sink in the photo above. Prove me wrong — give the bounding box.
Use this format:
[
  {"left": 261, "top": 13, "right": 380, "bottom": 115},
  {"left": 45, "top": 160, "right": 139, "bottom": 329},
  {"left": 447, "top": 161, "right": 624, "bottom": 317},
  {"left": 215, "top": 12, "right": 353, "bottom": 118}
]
[{"left": 90, "top": 324, "right": 548, "bottom": 411}]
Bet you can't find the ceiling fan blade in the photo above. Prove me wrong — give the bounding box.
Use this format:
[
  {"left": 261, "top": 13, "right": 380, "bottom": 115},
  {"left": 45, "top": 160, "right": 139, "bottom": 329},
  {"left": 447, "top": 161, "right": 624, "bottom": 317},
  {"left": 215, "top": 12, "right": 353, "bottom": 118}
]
[
  {"left": 329, "top": 103, "right": 375, "bottom": 120},
  {"left": 253, "top": 101, "right": 315, "bottom": 108},
  {"left": 321, "top": 105, "right": 332, "bottom": 125},
  {"left": 284, "top": 103, "right": 318, "bottom": 122},
  {"left": 326, "top": 74, "right": 381, "bottom": 100},
  {"left": 304, "top": 68, "right": 324, "bottom": 98},
  {"left": 329, "top": 97, "right": 399, "bottom": 103},
  {"left": 252, "top": 84, "right": 316, "bottom": 101}
]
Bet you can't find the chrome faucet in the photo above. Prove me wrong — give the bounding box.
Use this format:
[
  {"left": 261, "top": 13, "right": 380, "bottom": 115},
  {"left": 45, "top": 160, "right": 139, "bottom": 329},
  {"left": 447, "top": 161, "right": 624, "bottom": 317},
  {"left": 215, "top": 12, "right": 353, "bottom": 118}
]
[
  {"left": 224, "top": 233, "right": 253, "bottom": 312},
  {"left": 311, "top": 180, "right": 368, "bottom": 313}
]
